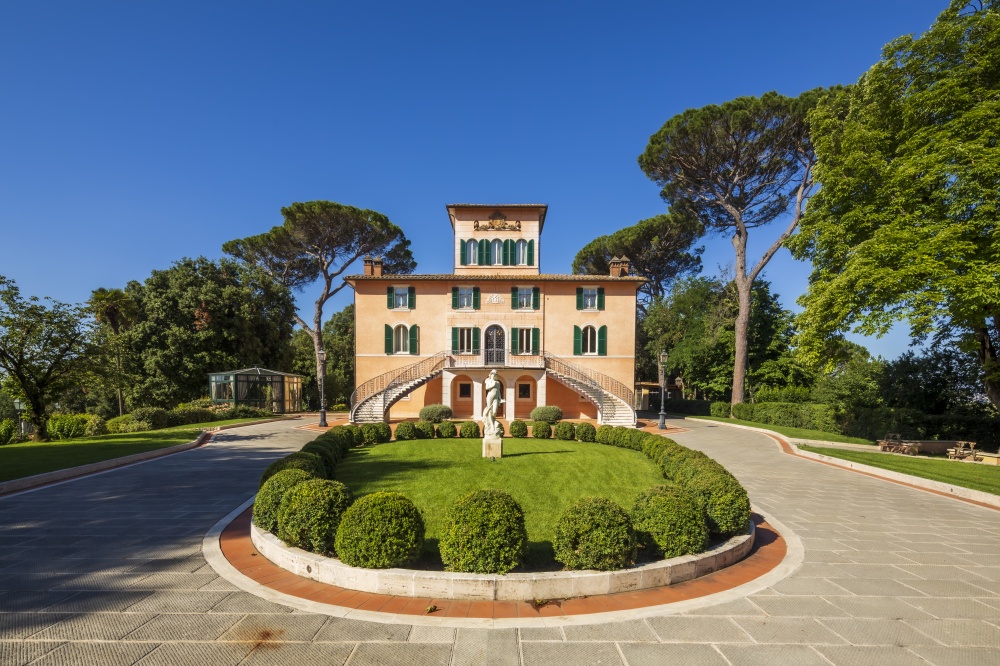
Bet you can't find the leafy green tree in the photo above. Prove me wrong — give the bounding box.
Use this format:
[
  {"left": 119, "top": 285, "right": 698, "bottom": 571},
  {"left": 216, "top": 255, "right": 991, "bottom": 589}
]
[
  {"left": 790, "top": 1, "right": 1000, "bottom": 409},
  {"left": 88, "top": 287, "right": 139, "bottom": 416},
  {"left": 810, "top": 342, "right": 884, "bottom": 415},
  {"left": 223, "top": 201, "right": 415, "bottom": 404},
  {"left": 291, "top": 304, "right": 355, "bottom": 409},
  {"left": 571, "top": 213, "right": 703, "bottom": 310},
  {"left": 123, "top": 257, "right": 296, "bottom": 407},
  {"left": 880, "top": 347, "right": 995, "bottom": 417},
  {"left": 0, "top": 276, "right": 90, "bottom": 440},
  {"left": 639, "top": 90, "right": 824, "bottom": 404}
]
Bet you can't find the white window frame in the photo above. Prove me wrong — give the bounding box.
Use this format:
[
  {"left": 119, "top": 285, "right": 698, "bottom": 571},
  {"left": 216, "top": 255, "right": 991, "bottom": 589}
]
[
  {"left": 517, "top": 328, "right": 533, "bottom": 355},
  {"left": 457, "top": 327, "right": 475, "bottom": 354},
  {"left": 491, "top": 239, "right": 503, "bottom": 264},
  {"left": 392, "top": 286, "right": 410, "bottom": 310},
  {"left": 466, "top": 239, "right": 478, "bottom": 265},
  {"left": 517, "top": 287, "right": 533, "bottom": 309},
  {"left": 458, "top": 286, "right": 474, "bottom": 309},
  {"left": 393, "top": 324, "right": 409, "bottom": 354},
  {"left": 582, "top": 288, "right": 598, "bottom": 311},
  {"left": 581, "top": 325, "right": 597, "bottom": 355},
  {"left": 515, "top": 239, "right": 527, "bottom": 265}
]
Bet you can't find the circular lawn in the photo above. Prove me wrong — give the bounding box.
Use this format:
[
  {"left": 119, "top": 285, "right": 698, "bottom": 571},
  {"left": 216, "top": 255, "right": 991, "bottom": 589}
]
[{"left": 334, "top": 437, "right": 665, "bottom": 568}]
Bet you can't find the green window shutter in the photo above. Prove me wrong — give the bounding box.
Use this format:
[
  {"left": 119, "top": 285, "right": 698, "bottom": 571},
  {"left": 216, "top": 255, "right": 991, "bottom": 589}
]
[
  {"left": 472, "top": 287, "right": 480, "bottom": 310},
  {"left": 531, "top": 327, "right": 540, "bottom": 355},
  {"left": 478, "top": 239, "right": 486, "bottom": 265},
  {"left": 598, "top": 325, "right": 607, "bottom": 356},
  {"left": 502, "top": 239, "right": 510, "bottom": 266},
  {"left": 527, "top": 239, "right": 534, "bottom": 266},
  {"left": 385, "top": 324, "right": 393, "bottom": 354},
  {"left": 407, "top": 286, "right": 416, "bottom": 309},
  {"left": 532, "top": 286, "right": 540, "bottom": 310},
  {"left": 452, "top": 287, "right": 459, "bottom": 310},
  {"left": 576, "top": 287, "right": 583, "bottom": 310},
  {"left": 511, "top": 327, "right": 519, "bottom": 354},
  {"left": 472, "top": 327, "right": 481, "bottom": 353},
  {"left": 451, "top": 327, "right": 459, "bottom": 353},
  {"left": 409, "top": 325, "right": 419, "bottom": 355},
  {"left": 459, "top": 240, "right": 467, "bottom": 266},
  {"left": 573, "top": 326, "right": 582, "bottom": 356},
  {"left": 387, "top": 286, "right": 394, "bottom": 309},
  {"left": 597, "top": 287, "right": 605, "bottom": 311},
  {"left": 511, "top": 286, "right": 518, "bottom": 310}
]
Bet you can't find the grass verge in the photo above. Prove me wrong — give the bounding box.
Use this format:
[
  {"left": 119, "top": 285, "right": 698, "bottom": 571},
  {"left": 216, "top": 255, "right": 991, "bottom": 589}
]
[
  {"left": 335, "top": 438, "right": 665, "bottom": 566},
  {"left": 799, "top": 445, "right": 1000, "bottom": 496},
  {"left": 685, "top": 415, "right": 875, "bottom": 446},
  {"left": 0, "top": 418, "right": 278, "bottom": 483}
]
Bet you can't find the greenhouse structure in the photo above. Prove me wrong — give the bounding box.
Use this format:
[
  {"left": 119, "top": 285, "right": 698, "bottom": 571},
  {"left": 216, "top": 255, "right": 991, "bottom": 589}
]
[{"left": 208, "top": 367, "right": 303, "bottom": 414}]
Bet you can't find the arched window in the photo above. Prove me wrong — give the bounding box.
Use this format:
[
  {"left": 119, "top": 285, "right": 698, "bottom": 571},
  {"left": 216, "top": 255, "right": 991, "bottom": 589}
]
[
  {"left": 491, "top": 239, "right": 503, "bottom": 265},
  {"left": 515, "top": 239, "right": 527, "bottom": 265},
  {"left": 394, "top": 324, "right": 409, "bottom": 353},
  {"left": 581, "top": 325, "right": 597, "bottom": 355},
  {"left": 466, "top": 239, "right": 478, "bottom": 265}
]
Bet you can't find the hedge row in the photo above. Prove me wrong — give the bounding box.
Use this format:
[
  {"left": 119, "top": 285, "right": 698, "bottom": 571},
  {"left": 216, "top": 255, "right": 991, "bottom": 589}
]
[{"left": 730, "top": 402, "right": 839, "bottom": 433}]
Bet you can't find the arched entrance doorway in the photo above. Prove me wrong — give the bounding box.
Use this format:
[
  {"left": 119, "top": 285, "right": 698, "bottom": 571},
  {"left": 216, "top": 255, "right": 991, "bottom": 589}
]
[{"left": 484, "top": 325, "right": 505, "bottom": 367}]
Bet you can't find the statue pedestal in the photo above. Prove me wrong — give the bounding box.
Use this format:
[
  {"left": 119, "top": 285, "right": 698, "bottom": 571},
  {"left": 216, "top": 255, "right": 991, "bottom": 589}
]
[{"left": 482, "top": 436, "right": 503, "bottom": 459}]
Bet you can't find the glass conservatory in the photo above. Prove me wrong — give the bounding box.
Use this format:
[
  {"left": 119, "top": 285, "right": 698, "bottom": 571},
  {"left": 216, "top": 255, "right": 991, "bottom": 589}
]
[{"left": 208, "top": 367, "right": 303, "bottom": 413}]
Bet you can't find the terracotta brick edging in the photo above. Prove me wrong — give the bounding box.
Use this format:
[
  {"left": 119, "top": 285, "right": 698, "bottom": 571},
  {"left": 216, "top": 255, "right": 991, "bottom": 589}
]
[
  {"left": 687, "top": 418, "right": 1000, "bottom": 511},
  {"left": 250, "top": 520, "right": 755, "bottom": 601},
  {"left": 0, "top": 416, "right": 295, "bottom": 497}
]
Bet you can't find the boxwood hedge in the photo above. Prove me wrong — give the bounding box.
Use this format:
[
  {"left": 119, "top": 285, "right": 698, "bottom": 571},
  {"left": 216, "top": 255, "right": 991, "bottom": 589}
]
[
  {"left": 334, "top": 492, "right": 425, "bottom": 568},
  {"left": 439, "top": 489, "right": 527, "bottom": 574}
]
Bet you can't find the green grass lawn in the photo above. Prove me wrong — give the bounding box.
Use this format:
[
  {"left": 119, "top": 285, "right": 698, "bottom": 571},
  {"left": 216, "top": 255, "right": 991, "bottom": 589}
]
[
  {"left": 799, "top": 445, "right": 1000, "bottom": 496},
  {"left": 685, "top": 415, "right": 875, "bottom": 446},
  {"left": 0, "top": 418, "right": 277, "bottom": 483},
  {"left": 335, "top": 438, "right": 666, "bottom": 566}
]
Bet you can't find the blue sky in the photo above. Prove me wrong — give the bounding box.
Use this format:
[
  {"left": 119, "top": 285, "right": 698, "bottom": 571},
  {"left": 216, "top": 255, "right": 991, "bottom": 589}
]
[{"left": 0, "top": 1, "right": 946, "bottom": 359}]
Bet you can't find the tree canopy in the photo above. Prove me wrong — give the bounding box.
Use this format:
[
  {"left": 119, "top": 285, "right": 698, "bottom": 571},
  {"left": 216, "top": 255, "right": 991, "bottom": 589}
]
[
  {"left": 639, "top": 89, "right": 824, "bottom": 404},
  {"left": 789, "top": 1, "right": 1000, "bottom": 409},
  {"left": 0, "top": 276, "right": 90, "bottom": 440},
  {"left": 571, "top": 213, "right": 703, "bottom": 309}
]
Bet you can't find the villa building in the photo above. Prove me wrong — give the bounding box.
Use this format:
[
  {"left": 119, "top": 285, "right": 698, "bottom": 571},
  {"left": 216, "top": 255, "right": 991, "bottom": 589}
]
[{"left": 346, "top": 204, "right": 643, "bottom": 426}]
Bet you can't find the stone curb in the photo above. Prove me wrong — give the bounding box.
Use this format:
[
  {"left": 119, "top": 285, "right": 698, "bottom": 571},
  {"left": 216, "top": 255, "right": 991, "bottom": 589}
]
[
  {"left": 249, "top": 519, "right": 755, "bottom": 601},
  {"left": 684, "top": 417, "right": 1000, "bottom": 510},
  {"left": 0, "top": 417, "right": 294, "bottom": 496}
]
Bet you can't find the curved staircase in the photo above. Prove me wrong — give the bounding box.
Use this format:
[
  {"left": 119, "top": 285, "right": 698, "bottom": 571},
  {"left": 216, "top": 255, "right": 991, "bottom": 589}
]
[{"left": 349, "top": 351, "right": 637, "bottom": 426}]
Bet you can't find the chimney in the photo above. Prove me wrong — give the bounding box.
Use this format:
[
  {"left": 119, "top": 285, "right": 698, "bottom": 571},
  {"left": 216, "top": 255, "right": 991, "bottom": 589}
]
[
  {"left": 609, "top": 256, "right": 622, "bottom": 277},
  {"left": 362, "top": 256, "right": 374, "bottom": 276},
  {"left": 371, "top": 256, "right": 384, "bottom": 277},
  {"left": 617, "top": 256, "right": 631, "bottom": 277}
]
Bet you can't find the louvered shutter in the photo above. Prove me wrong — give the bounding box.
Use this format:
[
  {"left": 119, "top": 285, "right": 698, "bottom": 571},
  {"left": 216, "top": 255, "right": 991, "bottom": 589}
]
[
  {"left": 573, "top": 325, "right": 582, "bottom": 355},
  {"left": 459, "top": 240, "right": 467, "bottom": 266},
  {"left": 502, "top": 239, "right": 510, "bottom": 265},
  {"left": 407, "top": 286, "right": 415, "bottom": 309},
  {"left": 527, "top": 239, "right": 534, "bottom": 266},
  {"left": 532, "top": 287, "right": 540, "bottom": 310},
  {"left": 598, "top": 325, "right": 607, "bottom": 356},
  {"left": 409, "top": 325, "right": 419, "bottom": 355},
  {"left": 387, "top": 286, "right": 394, "bottom": 308},
  {"left": 531, "top": 327, "right": 540, "bottom": 355},
  {"left": 478, "top": 239, "right": 486, "bottom": 265},
  {"left": 472, "top": 287, "right": 480, "bottom": 310},
  {"left": 511, "top": 286, "right": 518, "bottom": 310},
  {"left": 385, "top": 324, "right": 393, "bottom": 354},
  {"left": 472, "top": 327, "right": 481, "bottom": 354},
  {"left": 576, "top": 287, "right": 583, "bottom": 310},
  {"left": 511, "top": 327, "right": 519, "bottom": 354},
  {"left": 597, "top": 287, "right": 605, "bottom": 311},
  {"left": 452, "top": 287, "right": 459, "bottom": 310},
  {"left": 451, "top": 327, "right": 459, "bottom": 353}
]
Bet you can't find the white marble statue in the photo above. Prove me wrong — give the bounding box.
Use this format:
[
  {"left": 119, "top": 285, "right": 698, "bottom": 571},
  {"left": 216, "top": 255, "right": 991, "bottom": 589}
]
[{"left": 481, "top": 369, "right": 504, "bottom": 439}]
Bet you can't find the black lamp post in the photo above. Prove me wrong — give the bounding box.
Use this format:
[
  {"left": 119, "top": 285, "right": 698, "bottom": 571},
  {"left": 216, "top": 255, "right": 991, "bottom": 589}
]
[
  {"left": 13, "top": 399, "right": 25, "bottom": 438},
  {"left": 658, "top": 351, "right": 668, "bottom": 430},
  {"left": 317, "top": 349, "right": 328, "bottom": 428}
]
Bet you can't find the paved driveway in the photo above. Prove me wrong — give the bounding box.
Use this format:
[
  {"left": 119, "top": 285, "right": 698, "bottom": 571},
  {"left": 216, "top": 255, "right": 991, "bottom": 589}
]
[{"left": 1, "top": 419, "right": 998, "bottom": 665}]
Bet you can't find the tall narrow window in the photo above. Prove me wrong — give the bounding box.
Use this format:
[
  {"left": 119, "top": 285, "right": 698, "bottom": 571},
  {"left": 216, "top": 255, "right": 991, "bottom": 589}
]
[
  {"left": 518, "top": 328, "right": 532, "bottom": 354},
  {"left": 582, "top": 288, "right": 598, "bottom": 310},
  {"left": 466, "top": 239, "right": 478, "bottom": 265},
  {"left": 581, "top": 325, "right": 597, "bottom": 354},
  {"left": 515, "top": 239, "right": 527, "bottom": 265},
  {"left": 458, "top": 287, "right": 474, "bottom": 308},
  {"left": 491, "top": 239, "right": 503, "bottom": 265},
  {"left": 517, "top": 287, "right": 533, "bottom": 309},
  {"left": 393, "top": 324, "right": 409, "bottom": 353}
]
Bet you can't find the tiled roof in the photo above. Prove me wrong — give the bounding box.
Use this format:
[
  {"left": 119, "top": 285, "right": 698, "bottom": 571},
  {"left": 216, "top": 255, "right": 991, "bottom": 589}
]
[{"left": 346, "top": 273, "right": 646, "bottom": 282}]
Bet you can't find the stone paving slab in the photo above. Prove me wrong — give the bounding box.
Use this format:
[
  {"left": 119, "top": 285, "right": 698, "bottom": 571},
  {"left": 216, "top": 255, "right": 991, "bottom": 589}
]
[{"left": 1, "top": 419, "right": 999, "bottom": 664}]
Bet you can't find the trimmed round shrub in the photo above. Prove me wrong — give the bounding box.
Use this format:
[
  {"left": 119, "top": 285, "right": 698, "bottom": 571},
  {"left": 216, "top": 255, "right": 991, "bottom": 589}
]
[
  {"left": 419, "top": 404, "right": 453, "bottom": 423},
  {"left": 253, "top": 469, "right": 314, "bottom": 533},
  {"left": 554, "top": 497, "right": 636, "bottom": 570},
  {"left": 260, "top": 451, "right": 327, "bottom": 487},
  {"left": 344, "top": 424, "right": 364, "bottom": 446},
  {"left": 131, "top": 407, "right": 169, "bottom": 430},
  {"left": 554, "top": 422, "right": 576, "bottom": 441},
  {"left": 439, "top": 489, "right": 528, "bottom": 574},
  {"left": 530, "top": 405, "right": 563, "bottom": 423},
  {"left": 530, "top": 421, "right": 551, "bottom": 439},
  {"left": 575, "top": 422, "right": 596, "bottom": 442},
  {"left": 631, "top": 485, "right": 709, "bottom": 558},
  {"left": 301, "top": 441, "right": 336, "bottom": 477},
  {"left": 436, "top": 421, "right": 457, "bottom": 438},
  {"left": 509, "top": 420, "right": 528, "bottom": 437},
  {"left": 335, "top": 492, "right": 425, "bottom": 568},
  {"left": 374, "top": 422, "right": 392, "bottom": 443},
  {"left": 277, "top": 479, "right": 353, "bottom": 555},
  {"left": 595, "top": 424, "right": 614, "bottom": 444},
  {"left": 394, "top": 421, "right": 417, "bottom": 440},
  {"left": 459, "top": 421, "right": 480, "bottom": 438},
  {"left": 360, "top": 423, "right": 381, "bottom": 445},
  {"left": 684, "top": 470, "right": 752, "bottom": 537},
  {"left": 414, "top": 420, "right": 436, "bottom": 439}
]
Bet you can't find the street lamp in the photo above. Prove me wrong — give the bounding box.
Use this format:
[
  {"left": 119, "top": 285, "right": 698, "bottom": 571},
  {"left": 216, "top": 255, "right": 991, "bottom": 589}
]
[
  {"left": 658, "top": 351, "right": 668, "bottom": 430},
  {"left": 12, "top": 399, "right": 25, "bottom": 438},
  {"left": 317, "top": 349, "right": 328, "bottom": 428}
]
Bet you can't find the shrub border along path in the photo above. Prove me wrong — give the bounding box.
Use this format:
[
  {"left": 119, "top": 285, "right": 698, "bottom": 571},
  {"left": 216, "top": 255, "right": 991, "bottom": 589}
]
[{"left": 0, "top": 417, "right": 294, "bottom": 496}]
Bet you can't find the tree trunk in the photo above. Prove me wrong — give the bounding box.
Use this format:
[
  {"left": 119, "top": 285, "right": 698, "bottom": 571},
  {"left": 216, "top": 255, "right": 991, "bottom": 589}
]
[
  {"left": 976, "top": 319, "right": 1000, "bottom": 411},
  {"left": 731, "top": 278, "right": 752, "bottom": 405},
  {"left": 28, "top": 394, "right": 48, "bottom": 442}
]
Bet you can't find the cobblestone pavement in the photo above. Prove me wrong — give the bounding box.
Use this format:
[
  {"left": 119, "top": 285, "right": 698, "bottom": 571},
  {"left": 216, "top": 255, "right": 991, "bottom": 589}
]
[{"left": 1, "top": 419, "right": 998, "bottom": 665}]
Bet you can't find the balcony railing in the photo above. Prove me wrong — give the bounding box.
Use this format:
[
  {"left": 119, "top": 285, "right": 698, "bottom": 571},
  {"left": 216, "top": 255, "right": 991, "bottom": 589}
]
[{"left": 448, "top": 352, "right": 545, "bottom": 369}]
